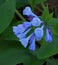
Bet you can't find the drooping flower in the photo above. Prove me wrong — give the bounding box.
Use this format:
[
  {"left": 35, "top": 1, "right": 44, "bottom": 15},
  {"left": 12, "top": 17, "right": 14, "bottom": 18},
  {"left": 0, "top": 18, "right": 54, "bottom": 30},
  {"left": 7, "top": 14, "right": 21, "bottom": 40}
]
[
  {"left": 20, "top": 33, "right": 32, "bottom": 48},
  {"left": 13, "top": 24, "right": 26, "bottom": 34},
  {"left": 31, "top": 17, "right": 42, "bottom": 26},
  {"left": 13, "top": 6, "right": 53, "bottom": 51},
  {"left": 13, "top": 17, "right": 44, "bottom": 51},
  {"left": 29, "top": 34, "right": 36, "bottom": 51},
  {"left": 45, "top": 27, "right": 52, "bottom": 42},
  {"left": 34, "top": 25, "right": 44, "bottom": 41},
  {"left": 13, "top": 21, "right": 31, "bottom": 39},
  {"left": 23, "top": 6, "right": 37, "bottom": 17}
]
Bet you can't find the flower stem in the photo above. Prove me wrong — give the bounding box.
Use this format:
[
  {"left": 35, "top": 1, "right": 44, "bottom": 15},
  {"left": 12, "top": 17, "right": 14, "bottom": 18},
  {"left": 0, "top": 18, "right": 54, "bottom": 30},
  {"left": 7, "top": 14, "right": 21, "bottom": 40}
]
[
  {"left": 15, "top": 9, "right": 26, "bottom": 21},
  {"left": 41, "top": 3, "right": 45, "bottom": 9}
]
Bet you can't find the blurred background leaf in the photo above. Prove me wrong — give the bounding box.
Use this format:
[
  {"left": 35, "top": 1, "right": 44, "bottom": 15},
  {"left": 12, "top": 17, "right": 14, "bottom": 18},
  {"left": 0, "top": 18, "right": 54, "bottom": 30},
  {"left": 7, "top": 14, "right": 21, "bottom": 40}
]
[
  {"left": 0, "top": 40, "right": 45, "bottom": 65},
  {"left": 28, "top": 0, "right": 46, "bottom": 9},
  {"left": 0, "top": 25, "right": 18, "bottom": 41},
  {"left": 0, "top": 0, "right": 6, "bottom": 6},
  {"left": 0, "top": 21, "right": 24, "bottom": 40},
  {"left": 48, "top": 18, "right": 58, "bottom": 35},
  {"left": 0, "top": 0, "right": 16, "bottom": 34},
  {"left": 47, "top": 58, "right": 58, "bottom": 65},
  {"left": 41, "top": 5, "right": 53, "bottom": 24},
  {"left": 16, "top": 0, "right": 28, "bottom": 9},
  {"left": 33, "top": 34, "right": 58, "bottom": 59}
]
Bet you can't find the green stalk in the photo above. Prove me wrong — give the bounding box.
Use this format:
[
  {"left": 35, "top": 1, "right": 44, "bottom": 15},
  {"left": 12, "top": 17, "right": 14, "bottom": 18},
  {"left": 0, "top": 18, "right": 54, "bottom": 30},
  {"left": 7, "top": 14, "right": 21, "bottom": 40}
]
[
  {"left": 41, "top": 3, "right": 45, "bottom": 9},
  {"left": 15, "top": 9, "right": 26, "bottom": 21}
]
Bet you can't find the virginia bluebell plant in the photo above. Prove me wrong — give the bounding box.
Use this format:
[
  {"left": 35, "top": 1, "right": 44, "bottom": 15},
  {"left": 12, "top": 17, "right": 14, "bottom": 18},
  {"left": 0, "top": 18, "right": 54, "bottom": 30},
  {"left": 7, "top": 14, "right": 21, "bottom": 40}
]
[{"left": 13, "top": 6, "right": 53, "bottom": 51}]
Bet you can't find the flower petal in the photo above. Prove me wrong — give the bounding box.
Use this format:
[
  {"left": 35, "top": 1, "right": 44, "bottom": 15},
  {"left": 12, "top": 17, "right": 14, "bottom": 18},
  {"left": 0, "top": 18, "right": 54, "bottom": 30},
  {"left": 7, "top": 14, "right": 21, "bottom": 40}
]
[
  {"left": 29, "top": 35, "right": 36, "bottom": 51},
  {"left": 17, "top": 24, "right": 26, "bottom": 33},
  {"left": 23, "top": 6, "right": 32, "bottom": 16},
  {"left": 20, "top": 38, "right": 28, "bottom": 48},
  {"left": 34, "top": 25, "right": 44, "bottom": 41},
  {"left": 45, "top": 28, "right": 52, "bottom": 42},
  {"left": 20, "top": 33, "right": 33, "bottom": 48},
  {"left": 23, "top": 6, "right": 36, "bottom": 17},
  {"left": 17, "top": 33, "right": 25, "bottom": 39},
  {"left": 31, "top": 17, "right": 42, "bottom": 26},
  {"left": 13, "top": 24, "right": 26, "bottom": 35},
  {"left": 23, "top": 21, "right": 32, "bottom": 28}
]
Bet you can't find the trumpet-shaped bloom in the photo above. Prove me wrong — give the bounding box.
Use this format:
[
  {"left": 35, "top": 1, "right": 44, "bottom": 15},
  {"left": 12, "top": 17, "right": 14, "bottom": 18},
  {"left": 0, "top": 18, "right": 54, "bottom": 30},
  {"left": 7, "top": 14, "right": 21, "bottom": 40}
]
[
  {"left": 23, "top": 21, "right": 32, "bottom": 28},
  {"left": 13, "top": 24, "right": 25, "bottom": 35},
  {"left": 29, "top": 34, "right": 36, "bottom": 51},
  {"left": 13, "top": 20, "right": 44, "bottom": 51},
  {"left": 20, "top": 33, "right": 33, "bottom": 48},
  {"left": 31, "top": 17, "right": 42, "bottom": 26},
  {"left": 45, "top": 27, "right": 52, "bottom": 42},
  {"left": 13, "top": 6, "right": 53, "bottom": 51},
  {"left": 34, "top": 25, "right": 44, "bottom": 41},
  {"left": 23, "top": 6, "right": 37, "bottom": 17}
]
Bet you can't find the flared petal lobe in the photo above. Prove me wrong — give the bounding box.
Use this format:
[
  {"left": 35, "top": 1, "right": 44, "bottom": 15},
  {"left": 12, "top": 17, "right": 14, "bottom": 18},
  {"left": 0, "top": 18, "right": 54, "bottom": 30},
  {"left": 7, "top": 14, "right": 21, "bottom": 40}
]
[
  {"left": 31, "top": 17, "right": 42, "bottom": 26},
  {"left": 23, "top": 6, "right": 36, "bottom": 17},
  {"left": 19, "top": 33, "right": 33, "bottom": 48},
  {"left": 34, "top": 25, "right": 44, "bottom": 41},
  {"left": 13, "top": 24, "right": 26, "bottom": 35},
  {"left": 23, "top": 21, "right": 32, "bottom": 28},
  {"left": 29, "top": 35, "right": 36, "bottom": 51}
]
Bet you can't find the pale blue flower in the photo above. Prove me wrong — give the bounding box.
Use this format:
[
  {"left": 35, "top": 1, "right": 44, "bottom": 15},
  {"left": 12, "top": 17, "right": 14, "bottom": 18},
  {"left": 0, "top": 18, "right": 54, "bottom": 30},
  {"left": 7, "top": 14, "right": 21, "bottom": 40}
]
[
  {"left": 45, "top": 27, "right": 52, "bottom": 42},
  {"left": 13, "top": 24, "right": 26, "bottom": 35},
  {"left": 17, "top": 33, "right": 25, "bottom": 39},
  {"left": 13, "top": 18, "right": 44, "bottom": 51},
  {"left": 23, "top": 21, "right": 32, "bottom": 28},
  {"left": 29, "top": 34, "right": 36, "bottom": 51},
  {"left": 13, "top": 6, "right": 53, "bottom": 51},
  {"left": 23, "top": 6, "right": 37, "bottom": 17},
  {"left": 20, "top": 33, "right": 33, "bottom": 48},
  {"left": 34, "top": 25, "right": 44, "bottom": 41},
  {"left": 31, "top": 17, "right": 42, "bottom": 26}
]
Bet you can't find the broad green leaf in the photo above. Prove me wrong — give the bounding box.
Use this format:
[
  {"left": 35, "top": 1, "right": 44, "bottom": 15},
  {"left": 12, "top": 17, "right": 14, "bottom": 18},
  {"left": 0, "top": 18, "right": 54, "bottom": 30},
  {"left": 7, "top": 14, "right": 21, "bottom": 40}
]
[
  {"left": 0, "top": 25, "right": 18, "bottom": 40},
  {"left": 0, "top": 40, "right": 45, "bottom": 65},
  {"left": 0, "top": 0, "right": 16, "bottom": 34},
  {"left": 47, "top": 58, "right": 58, "bottom": 65},
  {"left": 30, "top": 34, "right": 58, "bottom": 59},
  {"left": 35, "top": 35, "right": 58, "bottom": 59},
  {"left": 49, "top": 18, "right": 58, "bottom": 35},
  {"left": 0, "top": 21, "right": 24, "bottom": 40},
  {"left": 0, "top": 0, "right": 6, "bottom": 6},
  {"left": 41, "top": 6, "right": 53, "bottom": 24},
  {"left": 16, "top": 0, "right": 28, "bottom": 9}
]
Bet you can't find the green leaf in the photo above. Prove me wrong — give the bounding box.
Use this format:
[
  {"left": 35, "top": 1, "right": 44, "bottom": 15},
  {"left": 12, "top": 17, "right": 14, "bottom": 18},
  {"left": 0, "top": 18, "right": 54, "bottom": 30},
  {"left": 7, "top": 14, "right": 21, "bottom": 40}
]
[
  {"left": 28, "top": 0, "right": 46, "bottom": 8},
  {"left": 30, "top": 34, "right": 58, "bottom": 59},
  {"left": 49, "top": 18, "right": 58, "bottom": 35},
  {"left": 0, "top": 0, "right": 6, "bottom": 6},
  {"left": 41, "top": 6, "right": 53, "bottom": 24},
  {"left": 47, "top": 58, "right": 58, "bottom": 65},
  {"left": 0, "top": 21, "right": 24, "bottom": 40},
  {"left": 16, "top": 0, "right": 28, "bottom": 9},
  {"left": 35, "top": 35, "right": 58, "bottom": 59},
  {"left": 0, "top": 0, "right": 16, "bottom": 34},
  {"left": 0, "top": 40, "right": 45, "bottom": 65},
  {"left": 0, "top": 25, "right": 18, "bottom": 40}
]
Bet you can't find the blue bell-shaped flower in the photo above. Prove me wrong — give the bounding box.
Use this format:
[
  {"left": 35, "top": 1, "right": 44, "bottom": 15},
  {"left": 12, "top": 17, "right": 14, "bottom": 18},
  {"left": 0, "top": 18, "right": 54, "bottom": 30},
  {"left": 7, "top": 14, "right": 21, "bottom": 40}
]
[
  {"left": 29, "top": 34, "right": 36, "bottom": 51},
  {"left": 45, "top": 27, "right": 52, "bottom": 42},
  {"left": 23, "top": 6, "right": 36, "bottom": 17},
  {"left": 31, "top": 17, "right": 42, "bottom": 26},
  {"left": 34, "top": 25, "right": 44, "bottom": 41},
  {"left": 20, "top": 33, "right": 33, "bottom": 48}
]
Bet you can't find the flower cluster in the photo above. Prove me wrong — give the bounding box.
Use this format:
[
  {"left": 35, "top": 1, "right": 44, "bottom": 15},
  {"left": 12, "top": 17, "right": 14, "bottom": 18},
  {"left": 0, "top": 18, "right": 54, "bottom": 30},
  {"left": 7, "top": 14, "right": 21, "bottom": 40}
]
[{"left": 13, "top": 6, "right": 52, "bottom": 51}]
